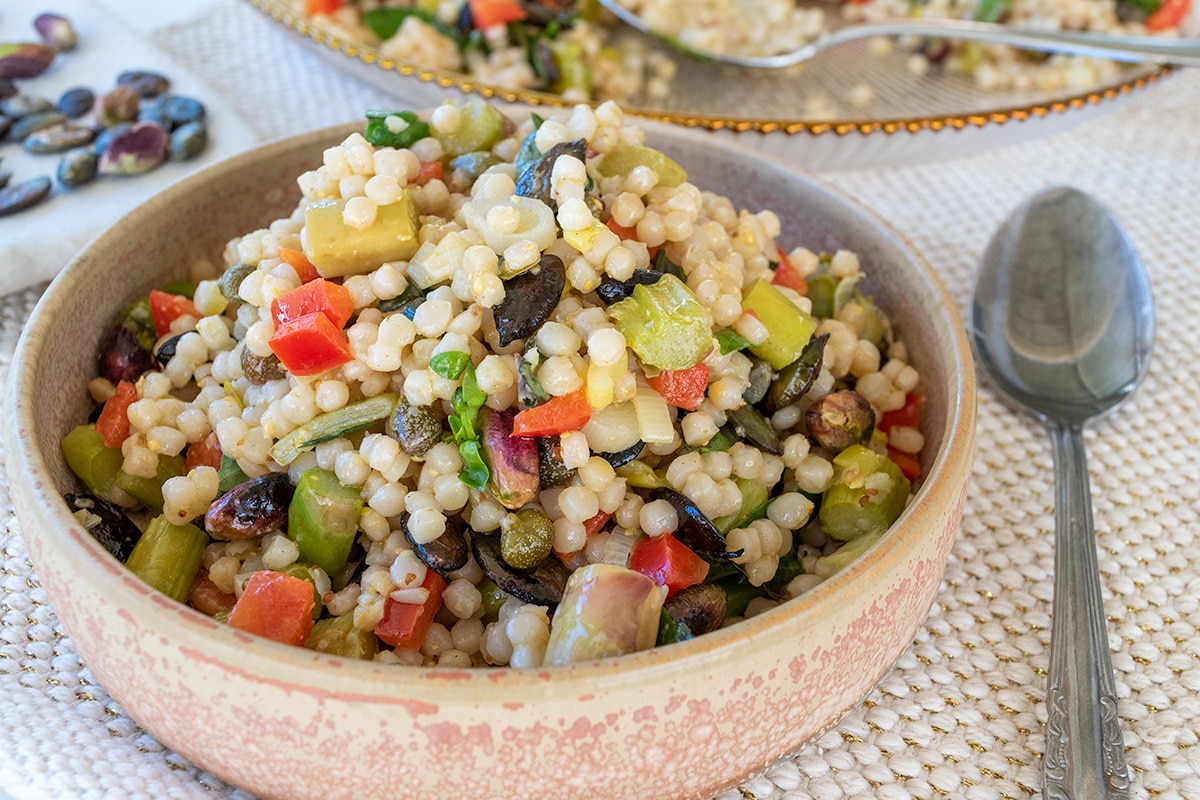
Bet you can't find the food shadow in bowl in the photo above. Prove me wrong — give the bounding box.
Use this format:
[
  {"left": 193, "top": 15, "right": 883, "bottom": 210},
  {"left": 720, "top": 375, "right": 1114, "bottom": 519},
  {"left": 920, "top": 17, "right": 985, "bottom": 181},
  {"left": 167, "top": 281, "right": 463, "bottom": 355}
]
[{"left": 4, "top": 116, "right": 976, "bottom": 800}]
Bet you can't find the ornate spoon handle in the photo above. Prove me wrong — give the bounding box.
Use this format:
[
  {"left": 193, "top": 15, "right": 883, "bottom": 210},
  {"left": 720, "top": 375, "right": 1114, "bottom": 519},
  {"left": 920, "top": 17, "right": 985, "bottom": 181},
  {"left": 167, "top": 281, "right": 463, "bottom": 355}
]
[{"left": 1043, "top": 422, "right": 1131, "bottom": 800}]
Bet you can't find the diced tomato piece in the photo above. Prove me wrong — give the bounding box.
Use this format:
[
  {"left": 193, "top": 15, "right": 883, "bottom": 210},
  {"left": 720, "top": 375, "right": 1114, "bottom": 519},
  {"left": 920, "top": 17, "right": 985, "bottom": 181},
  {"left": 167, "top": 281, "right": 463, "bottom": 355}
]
[
  {"left": 606, "top": 217, "right": 638, "bottom": 241},
  {"left": 268, "top": 311, "right": 354, "bottom": 377},
  {"left": 887, "top": 447, "right": 922, "bottom": 481},
  {"left": 148, "top": 289, "right": 198, "bottom": 338},
  {"left": 511, "top": 390, "right": 592, "bottom": 437},
  {"left": 227, "top": 570, "right": 316, "bottom": 647},
  {"left": 878, "top": 392, "right": 923, "bottom": 434},
  {"left": 95, "top": 380, "right": 137, "bottom": 448},
  {"left": 771, "top": 246, "right": 808, "bottom": 295},
  {"left": 375, "top": 570, "right": 447, "bottom": 651},
  {"left": 415, "top": 160, "right": 444, "bottom": 185},
  {"left": 304, "top": 0, "right": 344, "bottom": 14},
  {"left": 271, "top": 279, "right": 355, "bottom": 330},
  {"left": 185, "top": 431, "right": 223, "bottom": 472},
  {"left": 1146, "top": 0, "right": 1190, "bottom": 30},
  {"left": 277, "top": 246, "right": 321, "bottom": 284},
  {"left": 582, "top": 510, "right": 612, "bottom": 537},
  {"left": 630, "top": 533, "right": 709, "bottom": 598},
  {"left": 646, "top": 364, "right": 710, "bottom": 411},
  {"left": 468, "top": 0, "right": 527, "bottom": 28}
]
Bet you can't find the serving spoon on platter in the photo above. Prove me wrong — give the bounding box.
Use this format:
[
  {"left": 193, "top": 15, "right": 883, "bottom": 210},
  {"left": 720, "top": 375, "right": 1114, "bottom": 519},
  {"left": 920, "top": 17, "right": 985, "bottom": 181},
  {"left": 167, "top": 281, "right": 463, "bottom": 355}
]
[
  {"left": 594, "top": 0, "right": 1200, "bottom": 67},
  {"left": 970, "top": 187, "right": 1154, "bottom": 798}
]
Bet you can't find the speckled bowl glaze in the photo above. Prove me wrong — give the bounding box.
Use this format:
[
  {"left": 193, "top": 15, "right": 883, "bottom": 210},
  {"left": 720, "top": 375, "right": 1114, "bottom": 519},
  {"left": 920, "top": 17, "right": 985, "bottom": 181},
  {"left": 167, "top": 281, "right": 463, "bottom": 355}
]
[{"left": 5, "top": 119, "right": 976, "bottom": 800}]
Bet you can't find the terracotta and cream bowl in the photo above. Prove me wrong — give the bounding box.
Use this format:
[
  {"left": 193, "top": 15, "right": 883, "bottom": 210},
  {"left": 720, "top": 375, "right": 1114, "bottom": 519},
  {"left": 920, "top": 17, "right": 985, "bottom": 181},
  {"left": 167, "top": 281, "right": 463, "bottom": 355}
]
[{"left": 4, "top": 119, "right": 976, "bottom": 800}]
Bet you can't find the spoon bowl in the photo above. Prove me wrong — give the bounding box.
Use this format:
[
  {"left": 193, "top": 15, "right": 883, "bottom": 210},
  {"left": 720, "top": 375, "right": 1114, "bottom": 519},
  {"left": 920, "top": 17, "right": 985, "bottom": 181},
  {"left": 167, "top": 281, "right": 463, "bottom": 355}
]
[
  {"left": 595, "top": 0, "right": 1200, "bottom": 68},
  {"left": 970, "top": 186, "right": 1154, "bottom": 799}
]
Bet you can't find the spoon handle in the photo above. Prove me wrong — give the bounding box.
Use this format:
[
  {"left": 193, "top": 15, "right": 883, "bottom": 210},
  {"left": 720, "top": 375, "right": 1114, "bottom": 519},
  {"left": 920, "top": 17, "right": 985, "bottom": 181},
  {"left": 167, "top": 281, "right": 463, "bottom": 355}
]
[{"left": 1044, "top": 423, "right": 1131, "bottom": 800}]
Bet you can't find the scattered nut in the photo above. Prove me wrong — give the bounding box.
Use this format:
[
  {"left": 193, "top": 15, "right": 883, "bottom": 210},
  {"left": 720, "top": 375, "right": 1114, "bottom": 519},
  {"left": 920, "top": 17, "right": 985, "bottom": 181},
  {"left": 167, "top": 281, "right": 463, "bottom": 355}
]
[
  {"left": 97, "top": 121, "right": 168, "bottom": 175},
  {"left": 56, "top": 86, "right": 94, "bottom": 118},
  {"left": 94, "top": 85, "right": 140, "bottom": 128},
  {"left": 0, "top": 43, "right": 57, "bottom": 79},
  {"left": 0, "top": 176, "right": 52, "bottom": 216},
  {"left": 117, "top": 70, "right": 170, "bottom": 99},
  {"left": 34, "top": 13, "right": 78, "bottom": 52}
]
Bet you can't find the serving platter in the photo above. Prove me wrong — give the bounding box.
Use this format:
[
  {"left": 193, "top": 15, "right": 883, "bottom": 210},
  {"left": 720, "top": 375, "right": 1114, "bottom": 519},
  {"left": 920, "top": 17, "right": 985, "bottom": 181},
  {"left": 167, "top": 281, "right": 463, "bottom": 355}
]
[{"left": 246, "top": 0, "right": 1171, "bottom": 169}]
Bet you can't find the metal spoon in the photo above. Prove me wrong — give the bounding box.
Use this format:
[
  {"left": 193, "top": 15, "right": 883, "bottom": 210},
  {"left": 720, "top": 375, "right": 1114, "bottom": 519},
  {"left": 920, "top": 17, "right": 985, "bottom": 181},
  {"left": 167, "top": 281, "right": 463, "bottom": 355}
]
[
  {"left": 595, "top": 0, "right": 1200, "bottom": 68},
  {"left": 970, "top": 186, "right": 1154, "bottom": 799}
]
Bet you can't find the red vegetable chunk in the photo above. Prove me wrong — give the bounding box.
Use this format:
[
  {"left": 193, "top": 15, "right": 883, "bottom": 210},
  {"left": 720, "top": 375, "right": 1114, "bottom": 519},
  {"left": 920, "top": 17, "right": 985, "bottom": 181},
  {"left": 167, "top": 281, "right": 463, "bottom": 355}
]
[
  {"left": 271, "top": 278, "right": 355, "bottom": 330},
  {"left": 375, "top": 569, "right": 447, "bottom": 651},
  {"left": 96, "top": 380, "right": 137, "bottom": 448},
  {"left": 268, "top": 311, "right": 353, "bottom": 376},
  {"left": 227, "top": 570, "right": 316, "bottom": 646},
  {"left": 647, "top": 364, "right": 709, "bottom": 411},
  {"left": 148, "top": 289, "right": 197, "bottom": 338},
  {"left": 629, "top": 532, "right": 709, "bottom": 598},
  {"left": 511, "top": 390, "right": 592, "bottom": 437}
]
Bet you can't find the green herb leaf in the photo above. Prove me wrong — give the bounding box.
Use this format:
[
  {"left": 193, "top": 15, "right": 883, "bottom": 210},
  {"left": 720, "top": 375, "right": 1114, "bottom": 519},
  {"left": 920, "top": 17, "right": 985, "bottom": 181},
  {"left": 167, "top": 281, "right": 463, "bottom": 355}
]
[
  {"left": 458, "top": 440, "right": 490, "bottom": 491},
  {"left": 362, "top": 8, "right": 463, "bottom": 44},
  {"left": 530, "top": 113, "right": 545, "bottom": 129},
  {"left": 460, "top": 361, "right": 487, "bottom": 410},
  {"left": 715, "top": 330, "right": 751, "bottom": 355},
  {"left": 429, "top": 351, "right": 471, "bottom": 381},
  {"left": 364, "top": 109, "right": 432, "bottom": 149}
]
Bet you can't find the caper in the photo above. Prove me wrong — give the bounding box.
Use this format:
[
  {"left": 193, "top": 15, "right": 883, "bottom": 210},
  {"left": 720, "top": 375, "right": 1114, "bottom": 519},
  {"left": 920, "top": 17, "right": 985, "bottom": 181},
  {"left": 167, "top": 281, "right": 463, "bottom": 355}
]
[
  {"left": 241, "top": 348, "right": 287, "bottom": 385},
  {"left": 386, "top": 400, "right": 442, "bottom": 458},
  {"left": 500, "top": 508, "right": 554, "bottom": 570},
  {"left": 217, "top": 263, "right": 255, "bottom": 307},
  {"left": 805, "top": 390, "right": 875, "bottom": 452}
]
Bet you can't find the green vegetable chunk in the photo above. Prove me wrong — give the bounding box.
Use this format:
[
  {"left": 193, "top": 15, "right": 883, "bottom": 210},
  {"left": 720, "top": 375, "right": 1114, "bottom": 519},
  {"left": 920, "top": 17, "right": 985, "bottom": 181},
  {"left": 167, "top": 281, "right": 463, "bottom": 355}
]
[
  {"left": 609, "top": 274, "right": 712, "bottom": 370},
  {"left": 306, "top": 614, "right": 380, "bottom": 660},
  {"left": 115, "top": 454, "right": 185, "bottom": 514},
  {"left": 740, "top": 279, "right": 817, "bottom": 370},
  {"left": 597, "top": 144, "right": 687, "bottom": 187},
  {"left": 270, "top": 393, "right": 400, "bottom": 466},
  {"left": 61, "top": 424, "right": 131, "bottom": 506},
  {"left": 217, "top": 454, "right": 249, "bottom": 494},
  {"left": 819, "top": 444, "right": 911, "bottom": 541},
  {"left": 432, "top": 99, "right": 506, "bottom": 158},
  {"left": 364, "top": 109, "right": 432, "bottom": 149},
  {"left": 303, "top": 195, "right": 420, "bottom": 278},
  {"left": 288, "top": 468, "right": 364, "bottom": 577},
  {"left": 712, "top": 477, "right": 770, "bottom": 534},
  {"left": 125, "top": 515, "right": 208, "bottom": 603}
]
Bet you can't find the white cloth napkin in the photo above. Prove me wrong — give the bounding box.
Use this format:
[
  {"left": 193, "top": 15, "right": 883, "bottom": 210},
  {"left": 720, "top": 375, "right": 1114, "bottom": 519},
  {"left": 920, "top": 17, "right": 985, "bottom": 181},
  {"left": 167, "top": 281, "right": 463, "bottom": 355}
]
[{"left": 0, "top": 0, "right": 259, "bottom": 296}]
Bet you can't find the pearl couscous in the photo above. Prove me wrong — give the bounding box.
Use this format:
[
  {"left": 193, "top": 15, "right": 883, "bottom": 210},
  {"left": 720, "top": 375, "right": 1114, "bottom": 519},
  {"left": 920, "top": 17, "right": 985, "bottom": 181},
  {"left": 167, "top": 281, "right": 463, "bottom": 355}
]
[{"left": 64, "top": 99, "right": 927, "bottom": 668}]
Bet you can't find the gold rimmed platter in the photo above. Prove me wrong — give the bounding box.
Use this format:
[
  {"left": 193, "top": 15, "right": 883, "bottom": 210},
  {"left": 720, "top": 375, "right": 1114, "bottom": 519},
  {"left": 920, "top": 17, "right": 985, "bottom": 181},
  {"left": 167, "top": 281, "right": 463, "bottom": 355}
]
[{"left": 247, "top": 0, "right": 1171, "bottom": 169}]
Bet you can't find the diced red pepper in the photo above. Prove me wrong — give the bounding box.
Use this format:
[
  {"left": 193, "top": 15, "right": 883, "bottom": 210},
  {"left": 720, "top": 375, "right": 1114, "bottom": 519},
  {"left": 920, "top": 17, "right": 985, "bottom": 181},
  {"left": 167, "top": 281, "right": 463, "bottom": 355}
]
[
  {"left": 268, "top": 311, "right": 354, "bottom": 377},
  {"left": 277, "top": 246, "right": 321, "bottom": 284},
  {"left": 185, "top": 431, "right": 223, "bottom": 472},
  {"left": 304, "top": 0, "right": 345, "bottom": 14},
  {"left": 148, "top": 289, "right": 198, "bottom": 338},
  {"left": 375, "top": 569, "right": 447, "bottom": 651},
  {"left": 271, "top": 279, "right": 355, "bottom": 330},
  {"left": 582, "top": 510, "right": 612, "bottom": 537},
  {"left": 188, "top": 566, "right": 237, "bottom": 617},
  {"left": 606, "top": 218, "right": 638, "bottom": 241},
  {"left": 95, "top": 380, "right": 138, "bottom": 448},
  {"left": 887, "top": 447, "right": 922, "bottom": 481},
  {"left": 415, "top": 160, "right": 444, "bottom": 186},
  {"left": 878, "top": 392, "right": 923, "bottom": 434},
  {"left": 1146, "top": 0, "right": 1190, "bottom": 29},
  {"left": 468, "top": 0, "right": 527, "bottom": 28},
  {"left": 629, "top": 533, "right": 709, "bottom": 598},
  {"left": 646, "top": 364, "right": 710, "bottom": 411},
  {"left": 227, "top": 570, "right": 316, "bottom": 647},
  {"left": 771, "top": 246, "right": 808, "bottom": 295},
  {"left": 511, "top": 390, "right": 592, "bottom": 437}
]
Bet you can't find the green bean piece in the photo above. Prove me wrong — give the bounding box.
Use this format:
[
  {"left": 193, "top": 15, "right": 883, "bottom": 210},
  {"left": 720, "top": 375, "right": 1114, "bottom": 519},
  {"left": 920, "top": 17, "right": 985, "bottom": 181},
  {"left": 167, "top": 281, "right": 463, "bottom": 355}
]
[
  {"left": 125, "top": 515, "right": 209, "bottom": 603},
  {"left": 115, "top": 454, "right": 185, "bottom": 514},
  {"left": 306, "top": 614, "right": 380, "bottom": 660},
  {"left": 270, "top": 393, "right": 400, "bottom": 466},
  {"left": 61, "top": 424, "right": 132, "bottom": 507},
  {"left": 818, "top": 444, "right": 910, "bottom": 541},
  {"left": 288, "top": 468, "right": 364, "bottom": 577}
]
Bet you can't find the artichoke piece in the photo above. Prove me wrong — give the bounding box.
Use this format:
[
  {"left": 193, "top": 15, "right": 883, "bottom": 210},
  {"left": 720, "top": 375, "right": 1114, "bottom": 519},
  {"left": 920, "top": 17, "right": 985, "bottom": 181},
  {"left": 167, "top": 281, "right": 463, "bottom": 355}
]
[
  {"left": 805, "top": 390, "right": 875, "bottom": 452},
  {"left": 303, "top": 193, "right": 420, "bottom": 278},
  {"left": 543, "top": 564, "right": 666, "bottom": 665}
]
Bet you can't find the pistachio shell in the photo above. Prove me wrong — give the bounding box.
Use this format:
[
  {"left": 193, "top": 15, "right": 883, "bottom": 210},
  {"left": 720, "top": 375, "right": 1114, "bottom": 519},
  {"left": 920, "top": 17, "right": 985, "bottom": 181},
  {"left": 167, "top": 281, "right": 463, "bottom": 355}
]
[
  {"left": 168, "top": 121, "right": 206, "bottom": 161},
  {"left": 57, "top": 147, "right": 98, "bottom": 188},
  {"left": 0, "top": 43, "right": 57, "bottom": 79},
  {"left": 24, "top": 124, "right": 95, "bottom": 154},
  {"left": 34, "top": 13, "right": 78, "bottom": 51},
  {"left": 0, "top": 76, "right": 16, "bottom": 102},
  {"left": 0, "top": 176, "right": 52, "bottom": 217},
  {"left": 1, "top": 94, "right": 52, "bottom": 119},
  {"left": 0, "top": 114, "right": 10, "bottom": 139},
  {"left": 9, "top": 110, "right": 65, "bottom": 140},
  {"left": 98, "top": 121, "right": 168, "bottom": 176},
  {"left": 57, "top": 87, "right": 94, "bottom": 118},
  {"left": 117, "top": 70, "right": 170, "bottom": 99},
  {"left": 156, "top": 94, "right": 205, "bottom": 127}
]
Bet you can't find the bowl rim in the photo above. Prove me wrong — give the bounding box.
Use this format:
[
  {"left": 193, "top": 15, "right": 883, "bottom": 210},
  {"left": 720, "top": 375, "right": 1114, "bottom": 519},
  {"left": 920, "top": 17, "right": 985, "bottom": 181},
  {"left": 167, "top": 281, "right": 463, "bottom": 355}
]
[
  {"left": 4, "top": 117, "right": 976, "bottom": 700},
  {"left": 245, "top": 0, "right": 1171, "bottom": 137}
]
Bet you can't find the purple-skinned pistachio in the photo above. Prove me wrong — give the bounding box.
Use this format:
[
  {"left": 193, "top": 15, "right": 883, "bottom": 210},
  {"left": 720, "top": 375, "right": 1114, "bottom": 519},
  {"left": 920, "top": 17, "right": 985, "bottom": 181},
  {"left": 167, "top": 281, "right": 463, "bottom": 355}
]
[
  {"left": 0, "top": 43, "right": 57, "bottom": 79},
  {"left": 98, "top": 121, "right": 168, "bottom": 176},
  {"left": 0, "top": 176, "right": 52, "bottom": 217},
  {"left": 34, "top": 13, "right": 78, "bottom": 51},
  {"left": 117, "top": 70, "right": 170, "bottom": 99},
  {"left": 94, "top": 85, "right": 140, "bottom": 128},
  {"left": 168, "top": 121, "right": 206, "bottom": 161}
]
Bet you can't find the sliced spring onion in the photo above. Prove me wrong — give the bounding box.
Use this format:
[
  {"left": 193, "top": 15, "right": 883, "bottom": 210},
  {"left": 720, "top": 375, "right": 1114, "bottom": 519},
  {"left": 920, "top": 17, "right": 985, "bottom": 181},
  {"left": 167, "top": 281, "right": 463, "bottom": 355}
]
[
  {"left": 634, "top": 374, "right": 675, "bottom": 445},
  {"left": 270, "top": 393, "right": 400, "bottom": 466}
]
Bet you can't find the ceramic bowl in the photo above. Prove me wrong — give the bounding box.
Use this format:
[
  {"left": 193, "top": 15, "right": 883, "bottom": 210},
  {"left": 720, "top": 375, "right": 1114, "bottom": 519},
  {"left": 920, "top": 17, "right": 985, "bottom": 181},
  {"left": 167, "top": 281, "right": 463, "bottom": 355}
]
[{"left": 4, "top": 118, "right": 976, "bottom": 800}]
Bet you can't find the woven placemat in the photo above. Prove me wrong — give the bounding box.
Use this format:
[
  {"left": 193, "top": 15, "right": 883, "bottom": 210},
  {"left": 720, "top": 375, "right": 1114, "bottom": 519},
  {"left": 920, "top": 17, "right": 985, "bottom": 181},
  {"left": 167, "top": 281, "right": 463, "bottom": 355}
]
[{"left": 3, "top": 1, "right": 1200, "bottom": 795}]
